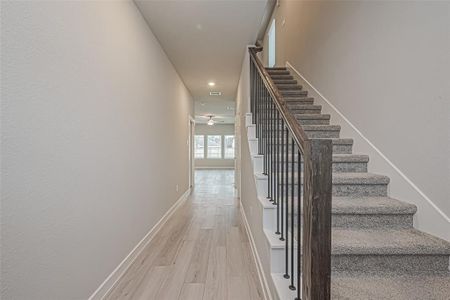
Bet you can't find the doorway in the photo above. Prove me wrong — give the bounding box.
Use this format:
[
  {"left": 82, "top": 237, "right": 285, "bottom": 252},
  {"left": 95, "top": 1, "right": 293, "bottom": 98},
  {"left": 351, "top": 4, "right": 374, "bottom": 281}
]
[{"left": 189, "top": 118, "right": 195, "bottom": 189}]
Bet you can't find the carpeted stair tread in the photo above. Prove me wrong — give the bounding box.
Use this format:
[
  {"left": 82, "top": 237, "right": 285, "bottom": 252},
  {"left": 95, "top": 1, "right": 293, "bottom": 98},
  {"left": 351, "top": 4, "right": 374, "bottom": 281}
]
[{"left": 332, "top": 197, "right": 417, "bottom": 215}]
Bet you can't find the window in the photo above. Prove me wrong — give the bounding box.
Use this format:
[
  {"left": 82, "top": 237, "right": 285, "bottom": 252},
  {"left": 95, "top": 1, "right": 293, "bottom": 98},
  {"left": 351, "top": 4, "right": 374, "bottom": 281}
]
[
  {"left": 224, "top": 135, "right": 235, "bottom": 159},
  {"left": 207, "top": 135, "right": 222, "bottom": 158},
  {"left": 194, "top": 135, "right": 205, "bottom": 158}
]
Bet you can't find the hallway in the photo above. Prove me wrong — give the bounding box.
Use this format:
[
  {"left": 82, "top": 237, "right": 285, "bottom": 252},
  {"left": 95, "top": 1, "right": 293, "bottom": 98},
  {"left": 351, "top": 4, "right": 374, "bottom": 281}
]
[{"left": 106, "top": 170, "right": 264, "bottom": 300}]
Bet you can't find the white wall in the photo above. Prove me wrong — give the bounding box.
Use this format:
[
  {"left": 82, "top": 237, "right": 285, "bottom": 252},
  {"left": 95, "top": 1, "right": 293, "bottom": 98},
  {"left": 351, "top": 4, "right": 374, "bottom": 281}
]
[
  {"left": 262, "top": 1, "right": 450, "bottom": 239},
  {"left": 1, "top": 1, "right": 193, "bottom": 299},
  {"left": 195, "top": 124, "right": 235, "bottom": 169}
]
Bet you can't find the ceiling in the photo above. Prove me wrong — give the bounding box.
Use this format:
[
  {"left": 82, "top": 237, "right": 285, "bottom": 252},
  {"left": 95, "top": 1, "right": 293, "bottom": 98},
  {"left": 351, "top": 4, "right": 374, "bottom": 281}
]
[{"left": 136, "top": 0, "right": 270, "bottom": 124}]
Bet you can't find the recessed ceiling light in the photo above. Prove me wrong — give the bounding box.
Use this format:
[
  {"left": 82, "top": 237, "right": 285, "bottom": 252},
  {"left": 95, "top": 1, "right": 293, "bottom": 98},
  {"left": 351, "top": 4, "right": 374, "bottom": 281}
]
[{"left": 208, "top": 82, "right": 215, "bottom": 87}]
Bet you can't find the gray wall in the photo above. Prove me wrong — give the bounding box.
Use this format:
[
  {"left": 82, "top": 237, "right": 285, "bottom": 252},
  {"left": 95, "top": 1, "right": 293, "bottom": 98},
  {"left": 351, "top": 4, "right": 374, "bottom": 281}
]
[
  {"left": 262, "top": 1, "right": 450, "bottom": 223},
  {"left": 195, "top": 124, "right": 235, "bottom": 169},
  {"left": 1, "top": 1, "right": 193, "bottom": 299}
]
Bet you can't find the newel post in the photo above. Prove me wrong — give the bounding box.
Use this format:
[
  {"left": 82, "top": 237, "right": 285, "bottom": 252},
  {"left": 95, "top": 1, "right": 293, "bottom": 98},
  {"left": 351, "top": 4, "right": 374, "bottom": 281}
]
[{"left": 302, "top": 139, "right": 333, "bottom": 300}]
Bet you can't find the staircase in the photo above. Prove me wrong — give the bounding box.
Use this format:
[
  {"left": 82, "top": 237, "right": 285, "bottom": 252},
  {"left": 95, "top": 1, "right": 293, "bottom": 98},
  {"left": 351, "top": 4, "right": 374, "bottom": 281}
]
[{"left": 246, "top": 63, "right": 450, "bottom": 299}]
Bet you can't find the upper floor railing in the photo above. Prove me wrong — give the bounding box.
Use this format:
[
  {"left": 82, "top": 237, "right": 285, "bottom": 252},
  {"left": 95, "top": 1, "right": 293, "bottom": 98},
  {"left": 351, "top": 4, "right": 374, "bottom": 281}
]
[{"left": 248, "top": 46, "right": 332, "bottom": 300}]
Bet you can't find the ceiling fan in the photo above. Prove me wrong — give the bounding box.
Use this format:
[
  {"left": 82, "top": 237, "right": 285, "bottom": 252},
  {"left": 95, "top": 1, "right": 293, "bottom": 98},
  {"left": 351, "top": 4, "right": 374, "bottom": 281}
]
[{"left": 199, "top": 115, "right": 225, "bottom": 126}]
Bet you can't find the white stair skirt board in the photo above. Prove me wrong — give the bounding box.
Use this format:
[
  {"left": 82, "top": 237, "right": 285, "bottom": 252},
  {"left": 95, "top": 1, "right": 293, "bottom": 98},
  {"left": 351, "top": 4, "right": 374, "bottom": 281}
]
[
  {"left": 88, "top": 188, "right": 191, "bottom": 300},
  {"left": 285, "top": 61, "right": 450, "bottom": 242},
  {"left": 240, "top": 203, "right": 273, "bottom": 300}
]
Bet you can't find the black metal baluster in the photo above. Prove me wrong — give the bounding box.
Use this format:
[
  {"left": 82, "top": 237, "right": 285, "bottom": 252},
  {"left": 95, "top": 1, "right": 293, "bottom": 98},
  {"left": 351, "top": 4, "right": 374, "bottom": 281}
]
[
  {"left": 268, "top": 94, "right": 272, "bottom": 200},
  {"left": 263, "top": 89, "right": 267, "bottom": 176},
  {"left": 275, "top": 110, "right": 281, "bottom": 237},
  {"left": 251, "top": 62, "right": 254, "bottom": 119},
  {"left": 256, "top": 76, "right": 260, "bottom": 153},
  {"left": 280, "top": 119, "right": 285, "bottom": 241},
  {"left": 274, "top": 108, "right": 278, "bottom": 207},
  {"left": 290, "top": 139, "right": 296, "bottom": 290},
  {"left": 265, "top": 89, "right": 270, "bottom": 184},
  {"left": 296, "top": 149, "right": 302, "bottom": 300},
  {"left": 271, "top": 100, "right": 275, "bottom": 203},
  {"left": 284, "top": 129, "right": 289, "bottom": 279},
  {"left": 255, "top": 74, "right": 259, "bottom": 140}
]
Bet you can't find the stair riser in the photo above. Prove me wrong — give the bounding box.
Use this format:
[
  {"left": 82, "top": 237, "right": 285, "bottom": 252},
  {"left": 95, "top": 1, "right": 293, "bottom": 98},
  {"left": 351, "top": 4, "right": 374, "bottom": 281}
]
[
  {"left": 270, "top": 247, "right": 299, "bottom": 274},
  {"left": 333, "top": 144, "right": 353, "bottom": 154},
  {"left": 332, "top": 255, "right": 450, "bottom": 273},
  {"left": 254, "top": 137, "right": 353, "bottom": 155},
  {"left": 285, "top": 99, "right": 315, "bottom": 105},
  {"left": 306, "top": 130, "right": 340, "bottom": 138},
  {"left": 250, "top": 115, "right": 333, "bottom": 128},
  {"left": 276, "top": 85, "right": 302, "bottom": 90},
  {"left": 257, "top": 180, "right": 388, "bottom": 198},
  {"left": 290, "top": 109, "right": 321, "bottom": 114},
  {"left": 267, "top": 143, "right": 353, "bottom": 154},
  {"left": 269, "top": 250, "right": 449, "bottom": 275},
  {"left": 266, "top": 212, "right": 414, "bottom": 232},
  {"left": 332, "top": 214, "right": 414, "bottom": 229},
  {"left": 261, "top": 206, "right": 277, "bottom": 231},
  {"left": 281, "top": 91, "right": 308, "bottom": 97},
  {"left": 268, "top": 71, "right": 290, "bottom": 75},
  {"left": 265, "top": 129, "right": 340, "bottom": 138},
  {"left": 270, "top": 75, "right": 294, "bottom": 80},
  {"left": 288, "top": 213, "right": 414, "bottom": 230},
  {"left": 273, "top": 80, "right": 297, "bottom": 85},
  {"left": 297, "top": 118, "right": 330, "bottom": 125},
  {"left": 333, "top": 184, "right": 388, "bottom": 197},
  {"left": 277, "top": 183, "right": 388, "bottom": 197},
  {"left": 271, "top": 162, "right": 367, "bottom": 173},
  {"left": 252, "top": 155, "right": 263, "bottom": 174},
  {"left": 287, "top": 103, "right": 320, "bottom": 109}
]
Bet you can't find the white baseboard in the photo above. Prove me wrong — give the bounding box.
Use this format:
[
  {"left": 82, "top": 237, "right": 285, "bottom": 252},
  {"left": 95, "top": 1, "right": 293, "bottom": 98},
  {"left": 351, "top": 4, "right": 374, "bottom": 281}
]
[
  {"left": 88, "top": 188, "right": 192, "bottom": 300},
  {"left": 195, "top": 166, "right": 235, "bottom": 170},
  {"left": 239, "top": 202, "right": 273, "bottom": 300},
  {"left": 286, "top": 61, "right": 450, "bottom": 242}
]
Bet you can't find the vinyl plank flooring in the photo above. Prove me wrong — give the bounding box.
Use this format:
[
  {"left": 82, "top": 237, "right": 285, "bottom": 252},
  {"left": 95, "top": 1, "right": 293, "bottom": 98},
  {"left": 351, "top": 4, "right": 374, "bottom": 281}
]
[
  {"left": 105, "top": 170, "right": 263, "bottom": 300},
  {"left": 226, "top": 226, "right": 247, "bottom": 277},
  {"left": 203, "top": 246, "right": 227, "bottom": 300},
  {"left": 155, "top": 240, "right": 196, "bottom": 299},
  {"left": 185, "top": 229, "right": 212, "bottom": 283},
  {"left": 178, "top": 283, "right": 204, "bottom": 300},
  {"left": 132, "top": 266, "right": 171, "bottom": 300},
  {"left": 228, "top": 276, "right": 251, "bottom": 300}
]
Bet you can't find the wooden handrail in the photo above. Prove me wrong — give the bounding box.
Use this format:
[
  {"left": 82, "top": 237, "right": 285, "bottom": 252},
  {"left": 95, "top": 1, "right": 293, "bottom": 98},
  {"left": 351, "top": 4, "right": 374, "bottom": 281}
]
[{"left": 248, "top": 47, "right": 310, "bottom": 155}]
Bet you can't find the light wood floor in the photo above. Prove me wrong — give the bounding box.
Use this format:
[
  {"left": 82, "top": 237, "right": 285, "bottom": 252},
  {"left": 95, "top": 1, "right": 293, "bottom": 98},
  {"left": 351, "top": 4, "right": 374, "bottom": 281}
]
[{"left": 106, "top": 170, "right": 264, "bottom": 300}]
